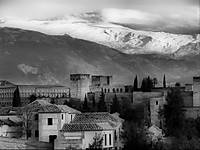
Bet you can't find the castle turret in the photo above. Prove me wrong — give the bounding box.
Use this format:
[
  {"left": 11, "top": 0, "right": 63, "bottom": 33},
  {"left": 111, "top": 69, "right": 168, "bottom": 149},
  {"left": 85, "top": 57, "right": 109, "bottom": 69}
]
[{"left": 193, "top": 77, "right": 200, "bottom": 106}]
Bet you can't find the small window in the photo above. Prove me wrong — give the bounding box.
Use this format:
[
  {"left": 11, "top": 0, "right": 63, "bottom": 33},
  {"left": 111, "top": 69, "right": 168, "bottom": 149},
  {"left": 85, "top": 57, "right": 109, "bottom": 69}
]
[
  {"left": 156, "top": 101, "right": 158, "bottom": 105},
  {"left": 120, "top": 88, "right": 123, "bottom": 93},
  {"left": 61, "top": 114, "right": 64, "bottom": 120},
  {"left": 116, "top": 88, "right": 119, "bottom": 93},
  {"left": 48, "top": 118, "right": 53, "bottom": 125},
  {"left": 109, "top": 134, "right": 112, "bottom": 145},
  {"left": 104, "top": 89, "right": 106, "bottom": 93},
  {"left": 104, "top": 134, "right": 107, "bottom": 146},
  {"left": 113, "top": 88, "right": 115, "bottom": 93},
  {"left": 108, "top": 89, "right": 110, "bottom": 93},
  {"left": 35, "top": 114, "right": 38, "bottom": 120},
  {"left": 35, "top": 130, "right": 39, "bottom": 137},
  {"left": 71, "top": 115, "right": 73, "bottom": 121}
]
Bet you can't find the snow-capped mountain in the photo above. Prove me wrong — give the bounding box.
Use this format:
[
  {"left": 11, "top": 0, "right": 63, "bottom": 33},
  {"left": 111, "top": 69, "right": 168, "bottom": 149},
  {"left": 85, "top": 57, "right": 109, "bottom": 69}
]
[{"left": 0, "top": 14, "right": 199, "bottom": 57}]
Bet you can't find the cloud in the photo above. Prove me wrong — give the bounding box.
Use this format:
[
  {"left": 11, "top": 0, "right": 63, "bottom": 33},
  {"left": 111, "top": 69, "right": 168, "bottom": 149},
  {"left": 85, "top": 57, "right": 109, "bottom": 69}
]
[
  {"left": 17, "top": 64, "right": 38, "bottom": 75},
  {"left": 0, "top": 0, "right": 199, "bottom": 34}
]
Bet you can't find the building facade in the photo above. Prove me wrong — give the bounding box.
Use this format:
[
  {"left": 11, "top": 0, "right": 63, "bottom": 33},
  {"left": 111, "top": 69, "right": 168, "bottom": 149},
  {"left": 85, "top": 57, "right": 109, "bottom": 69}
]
[
  {"left": 0, "top": 80, "right": 70, "bottom": 107},
  {"left": 70, "top": 74, "right": 112, "bottom": 100}
]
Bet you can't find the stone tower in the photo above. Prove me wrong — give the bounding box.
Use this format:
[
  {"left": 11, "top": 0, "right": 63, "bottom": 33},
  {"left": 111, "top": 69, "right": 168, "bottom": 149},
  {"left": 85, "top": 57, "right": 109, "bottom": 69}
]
[
  {"left": 193, "top": 76, "right": 200, "bottom": 106},
  {"left": 70, "top": 74, "right": 91, "bottom": 100}
]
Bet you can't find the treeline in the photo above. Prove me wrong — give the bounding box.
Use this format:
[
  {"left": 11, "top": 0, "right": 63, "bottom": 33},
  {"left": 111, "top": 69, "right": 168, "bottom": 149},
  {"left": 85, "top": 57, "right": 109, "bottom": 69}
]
[{"left": 133, "top": 74, "right": 166, "bottom": 92}]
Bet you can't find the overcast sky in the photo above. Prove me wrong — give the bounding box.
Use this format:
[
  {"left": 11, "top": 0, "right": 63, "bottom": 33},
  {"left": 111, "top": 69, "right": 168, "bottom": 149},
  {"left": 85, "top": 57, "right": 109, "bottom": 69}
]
[{"left": 0, "top": 0, "right": 199, "bottom": 33}]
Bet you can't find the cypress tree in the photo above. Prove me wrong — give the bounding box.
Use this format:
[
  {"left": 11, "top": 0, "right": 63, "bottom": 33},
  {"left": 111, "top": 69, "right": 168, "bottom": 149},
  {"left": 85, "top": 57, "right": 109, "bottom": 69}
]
[
  {"left": 133, "top": 75, "right": 138, "bottom": 91},
  {"left": 92, "top": 94, "right": 96, "bottom": 112},
  {"left": 97, "top": 89, "right": 107, "bottom": 112},
  {"left": 163, "top": 74, "right": 166, "bottom": 88},
  {"left": 83, "top": 94, "right": 89, "bottom": 112},
  {"left": 147, "top": 76, "right": 153, "bottom": 92},
  {"left": 12, "top": 86, "right": 21, "bottom": 107},
  {"left": 111, "top": 94, "right": 120, "bottom": 113}
]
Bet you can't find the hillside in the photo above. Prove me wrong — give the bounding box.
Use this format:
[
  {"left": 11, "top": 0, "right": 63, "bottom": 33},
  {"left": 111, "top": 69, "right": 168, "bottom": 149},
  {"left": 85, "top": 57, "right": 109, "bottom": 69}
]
[{"left": 0, "top": 27, "right": 200, "bottom": 85}]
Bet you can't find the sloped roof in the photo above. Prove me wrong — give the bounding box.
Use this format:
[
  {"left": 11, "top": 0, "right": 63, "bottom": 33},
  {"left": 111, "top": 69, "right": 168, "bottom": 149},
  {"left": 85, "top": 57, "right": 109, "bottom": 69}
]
[
  {"left": 56, "top": 105, "right": 81, "bottom": 114},
  {"left": 0, "top": 107, "right": 22, "bottom": 115},
  {"left": 61, "top": 123, "right": 103, "bottom": 132},
  {"left": 0, "top": 119, "right": 21, "bottom": 126},
  {"left": 23, "top": 99, "right": 80, "bottom": 113},
  {"left": 71, "top": 112, "right": 119, "bottom": 124}
]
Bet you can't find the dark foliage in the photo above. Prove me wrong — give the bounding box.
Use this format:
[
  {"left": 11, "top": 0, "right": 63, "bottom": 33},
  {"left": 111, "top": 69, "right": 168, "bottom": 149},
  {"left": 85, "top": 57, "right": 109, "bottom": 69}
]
[
  {"left": 161, "top": 87, "right": 184, "bottom": 137},
  {"left": 97, "top": 90, "right": 107, "bottom": 112},
  {"left": 110, "top": 94, "right": 120, "bottom": 113},
  {"left": 12, "top": 86, "right": 21, "bottom": 107},
  {"left": 133, "top": 75, "right": 138, "bottom": 91},
  {"left": 28, "top": 94, "right": 37, "bottom": 103}
]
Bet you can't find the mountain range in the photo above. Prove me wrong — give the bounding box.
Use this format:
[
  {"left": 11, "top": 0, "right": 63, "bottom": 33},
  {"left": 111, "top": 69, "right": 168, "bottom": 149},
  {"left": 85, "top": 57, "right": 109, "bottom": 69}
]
[{"left": 0, "top": 27, "right": 200, "bottom": 86}]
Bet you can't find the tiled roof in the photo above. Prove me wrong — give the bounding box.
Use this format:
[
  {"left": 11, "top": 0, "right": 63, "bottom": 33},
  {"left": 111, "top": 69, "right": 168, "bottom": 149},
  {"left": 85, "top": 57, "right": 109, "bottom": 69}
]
[
  {"left": 56, "top": 105, "right": 81, "bottom": 114},
  {"left": 0, "top": 119, "right": 21, "bottom": 126},
  {"left": 23, "top": 99, "right": 80, "bottom": 113},
  {"left": 61, "top": 123, "right": 103, "bottom": 132},
  {"left": 71, "top": 112, "right": 119, "bottom": 124},
  {"left": 0, "top": 107, "right": 22, "bottom": 115}
]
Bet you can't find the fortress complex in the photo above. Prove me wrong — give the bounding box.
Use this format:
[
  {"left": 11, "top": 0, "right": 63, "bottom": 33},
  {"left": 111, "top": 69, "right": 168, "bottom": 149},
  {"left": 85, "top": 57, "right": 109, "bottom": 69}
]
[{"left": 70, "top": 74, "right": 113, "bottom": 100}]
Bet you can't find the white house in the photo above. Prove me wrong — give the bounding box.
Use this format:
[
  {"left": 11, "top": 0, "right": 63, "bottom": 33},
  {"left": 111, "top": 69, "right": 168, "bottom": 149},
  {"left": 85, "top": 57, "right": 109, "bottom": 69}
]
[
  {"left": 55, "top": 112, "right": 124, "bottom": 150},
  {"left": 38, "top": 104, "right": 81, "bottom": 143},
  {"left": 21, "top": 99, "right": 80, "bottom": 141}
]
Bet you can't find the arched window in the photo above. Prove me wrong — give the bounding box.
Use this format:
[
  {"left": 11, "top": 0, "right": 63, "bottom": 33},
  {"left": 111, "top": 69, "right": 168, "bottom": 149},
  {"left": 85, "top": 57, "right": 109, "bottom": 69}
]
[
  {"left": 113, "top": 88, "right": 115, "bottom": 93},
  {"left": 116, "top": 88, "right": 119, "bottom": 93},
  {"left": 120, "top": 88, "right": 123, "bottom": 93},
  {"left": 104, "top": 89, "right": 107, "bottom": 93},
  {"left": 108, "top": 89, "right": 110, "bottom": 93}
]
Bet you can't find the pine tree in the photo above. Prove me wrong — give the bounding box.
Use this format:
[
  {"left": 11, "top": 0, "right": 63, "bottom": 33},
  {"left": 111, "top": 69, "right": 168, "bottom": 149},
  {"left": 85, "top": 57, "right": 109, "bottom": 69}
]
[
  {"left": 83, "top": 94, "right": 89, "bottom": 112},
  {"left": 163, "top": 74, "right": 166, "bottom": 88},
  {"left": 111, "top": 94, "right": 120, "bottom": 113},
  {"left": 92, "top": 94, "right": 96, "bottom": 112},
  {"left": 133, "top": 75, "right": 138, "bottom": 91},
  {"left": 147, "top": 76, "right": 153, "bottom": 92},
  {"left": 161, "top": 87, "right": 184, "bottom": 136},
  {"left": 97, "top": 90, "right": 107, "bottom": 112},
  {"left": 12, "top": 86, "right": 21, "bottom": 107}
]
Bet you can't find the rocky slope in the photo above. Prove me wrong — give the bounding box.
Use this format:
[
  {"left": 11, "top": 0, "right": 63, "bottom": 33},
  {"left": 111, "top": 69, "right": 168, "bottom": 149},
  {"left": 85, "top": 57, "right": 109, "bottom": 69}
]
[{"left": 0, "top": 27, "right": 200, "bottom": 85}]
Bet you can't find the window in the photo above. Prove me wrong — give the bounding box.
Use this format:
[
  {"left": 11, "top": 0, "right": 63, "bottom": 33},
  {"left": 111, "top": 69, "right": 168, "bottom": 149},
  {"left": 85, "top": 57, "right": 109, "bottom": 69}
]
[
  {"left": 71, "top": 115, "right": 73, "bottom": 121},
  {"left": 109, "top": 134, "right": 112, "bottom": 145},
  {"left": 120, "top": 88, "right": 123, "bottom": 93},
  {"left": 113, "top": 88, "right": 115, "bottom": 93},
  {"left": 104, "top": 134, "right": 107, "bottom": 146},
  {"left": 35, "top": 130, "right": 39, "bottom": 137},
  {"left": 48, "top": 118, "right": 53, "bottom": 125},
  {"left": 62, "top": 114, "right": 64, "bottom": 120},
  {"left": 35, "top": 114, "right": 38, "bottom": 120},
  {"left": 116, "top": 88, "right": 119, "bottom": 93},
  {"left": 156, "top": 101, "right": 158, "bottom": 105},
  {"left": 104, "top": 89, "right": 106, "bottom": 93}
]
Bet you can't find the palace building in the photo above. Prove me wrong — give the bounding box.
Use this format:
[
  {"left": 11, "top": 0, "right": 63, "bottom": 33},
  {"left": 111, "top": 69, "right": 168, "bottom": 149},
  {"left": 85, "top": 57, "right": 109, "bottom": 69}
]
[{"left": 0, "top": 80, "right": 70, "bottom": 107}]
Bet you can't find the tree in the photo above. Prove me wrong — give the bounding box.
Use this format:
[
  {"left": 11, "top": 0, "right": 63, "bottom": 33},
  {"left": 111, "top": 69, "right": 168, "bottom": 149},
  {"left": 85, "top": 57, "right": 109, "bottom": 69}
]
[
  {"left": 141, "top": 77, "right": 153, "bottom": 92},
  {"left": 92, "top": 94, "right": 96, "bottom": 112},
  {"left": 50, "top": 98, "right": 55, "bottom": 104},
  {"left": 163, "top": 74, "right": 166, "bottom": 88},
  {"left": 82, "top": 94, "right": 89, "bottom": 112},
  {"left": 64, "top": 99, "right": 73, "bottom": 107},
  {"left": 152, "top": 78, "right": 158, "bottom": 88},
  {"left": 13, "top": 86, "right": 21, "bottom": 107},
  {"left": 122, "top": 121, "right": 150, "bottom": 150},
  {"left": 97, "top": 90, "right": 107, "bottom": 112},
  {"left": 161, "top": 87, "right": 185, "bottom": 137},
  {"left": 89, "top": 133, "right": 103, "bottom": 150},
  {"left": 110, "top": 94, "right": 120, "bottom": 113},
  {"left": 133, "top": 75, "right": 138, "bottom": 91},
  {"left": 28, "top": 94, "right": 37, "bottom": 103}
]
